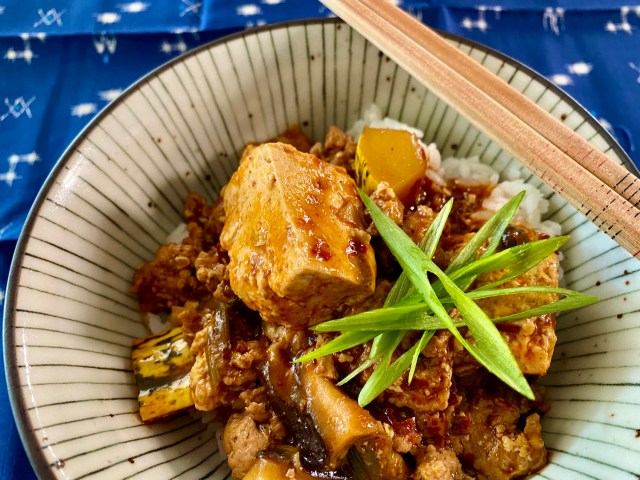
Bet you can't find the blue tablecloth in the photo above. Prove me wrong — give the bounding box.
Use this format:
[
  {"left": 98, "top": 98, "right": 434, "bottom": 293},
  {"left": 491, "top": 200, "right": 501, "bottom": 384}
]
[{"left": 2, "top": 1, "right": 640, "bottom": 478}]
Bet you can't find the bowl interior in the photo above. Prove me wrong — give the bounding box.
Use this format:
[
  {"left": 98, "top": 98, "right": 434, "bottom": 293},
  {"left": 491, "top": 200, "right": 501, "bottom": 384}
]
[{"left": 5, "top": 18, "right": 640, "bottom": 480}]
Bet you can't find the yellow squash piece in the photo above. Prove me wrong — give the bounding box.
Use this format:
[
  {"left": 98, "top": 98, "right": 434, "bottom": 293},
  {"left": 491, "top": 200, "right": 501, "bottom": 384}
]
[
  {"left": 132, "top": 326, "right": 195, "bottom": 423},
  {"left": 355, "top": 127, "right": 427, "bottom": 204}
]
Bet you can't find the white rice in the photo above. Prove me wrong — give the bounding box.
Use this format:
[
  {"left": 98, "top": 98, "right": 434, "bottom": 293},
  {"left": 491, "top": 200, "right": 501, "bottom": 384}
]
[
  {"left": 166, "top": 222, "right": 189, "bottom": 244},
  {"left": 482, "top": 179, "right": 562, "bottom": 237},
  {"left": 142, "top": 311, "right": 170, "bottom": 334},
  {"left": 440, "top": 156, "right": 499, "bottom": 185}
]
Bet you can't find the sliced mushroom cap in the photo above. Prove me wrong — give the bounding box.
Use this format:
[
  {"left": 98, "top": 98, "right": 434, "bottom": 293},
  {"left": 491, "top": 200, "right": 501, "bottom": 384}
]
[{"left": 301, "top": 362, "right": 408, "bottom": 479}]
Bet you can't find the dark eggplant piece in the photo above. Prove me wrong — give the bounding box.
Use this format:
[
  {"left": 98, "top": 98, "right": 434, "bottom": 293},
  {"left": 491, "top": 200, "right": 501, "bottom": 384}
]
[
  {"left": 204, "top": 300, "right": 231, "bottom": 389},
  {"left": 264, "top": 344, "right": 329, "bottom": 471},
  {"left": 300, "top": 363, "right": 383, "bottom": 469}
]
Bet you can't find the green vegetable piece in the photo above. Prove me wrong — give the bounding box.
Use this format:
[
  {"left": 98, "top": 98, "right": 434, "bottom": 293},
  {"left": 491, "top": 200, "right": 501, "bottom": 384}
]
[{"left": 132, "top": 326, "right": 195, "bottom": 423}]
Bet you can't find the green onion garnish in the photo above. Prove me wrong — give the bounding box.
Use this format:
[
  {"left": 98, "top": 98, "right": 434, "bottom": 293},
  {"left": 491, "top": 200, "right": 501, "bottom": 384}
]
[{"left": 297, "top": 190, "right": 598, "bottom": 406}]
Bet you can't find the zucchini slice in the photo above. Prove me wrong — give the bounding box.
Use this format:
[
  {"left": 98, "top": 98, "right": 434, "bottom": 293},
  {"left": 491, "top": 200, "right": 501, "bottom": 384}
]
[{"left": 132, "top": 326, "right": 195, "bottom": 423}]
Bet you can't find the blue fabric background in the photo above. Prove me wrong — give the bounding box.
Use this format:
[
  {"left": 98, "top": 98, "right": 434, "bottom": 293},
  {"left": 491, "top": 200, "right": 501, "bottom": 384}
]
[{"left": 2, "top": 1, "right": 639, "bottom": 478}]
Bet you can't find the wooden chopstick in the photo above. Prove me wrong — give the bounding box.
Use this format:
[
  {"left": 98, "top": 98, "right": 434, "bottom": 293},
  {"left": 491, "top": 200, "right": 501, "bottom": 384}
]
[
  {"left": 359, "top": 0, "right": 640, "bottom": 208},
  {"left": 321, "top": 0, "right": 640, "bottom": 258}
]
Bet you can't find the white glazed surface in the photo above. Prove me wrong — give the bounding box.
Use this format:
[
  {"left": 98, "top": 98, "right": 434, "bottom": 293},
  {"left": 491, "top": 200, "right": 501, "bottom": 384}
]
[{"left": 5, "top": 18, "right": 640, "bottom": 480}]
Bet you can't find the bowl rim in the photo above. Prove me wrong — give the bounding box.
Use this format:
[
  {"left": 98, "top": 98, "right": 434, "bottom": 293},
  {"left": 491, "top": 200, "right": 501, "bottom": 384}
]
[{"left": 3, "top": 16, "right": 638, "bottom": 480}]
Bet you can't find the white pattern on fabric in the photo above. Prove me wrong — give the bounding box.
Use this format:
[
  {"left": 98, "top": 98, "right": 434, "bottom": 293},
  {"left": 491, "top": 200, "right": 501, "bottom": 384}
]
[
  {"left": 71, "top": 89, "right": 121, "bottom": 117},
  {"left": 33, "top": 8, "right": 65, "bottom": 27},
  {"left": 605, "top": 6, "right": 640, "bottom": 33},
  {"left": 245, "top": 19, "right": 267, "bottom": 27},
  {"left": 94, "top": 33, "right": 117, "bottom": 62},
  {"left": 5, "top": 34, "right": 47, "bottom": 64},
  {"left": 70, "top": 103, "right": 98, "bottom": 118},
  {"left": 98, "top": 89, "right": 123, "bottom": 102},
  {"left": 549, "top": 61, "right": 592, "bottom": 87},
  {"left": 598, "top": 117, "right": 614, "bottom": 133},
  {"left": 549, "top": 73, "right": 573, "bottom": 86},
  {"left": 237, "top": 4, "right": 262, "bottom": 16},
  {"left": 179, "top": 0, "right": 202, "bottom": 17},
  {"left": 0, "top": 97, "right": 35, "bottom": 121},
  {"left": 160, "top": 34, "right": 188, "bottom": 54},
  {"left": 118, "top": 2, "right": 150, "bottom": 13},
  {"left": 0, "top": 153, "right": 39, "bottom": 187},
  {"left": 461, "top": 6, "right": 502, "bottom": 32},
  {"left": 543, "top": 7, "right": 565, "bottom": 35},
  {"left": 630, "top": 62, "right": 640, "bottom": 82},
  {"left": 5, "top": 44, "right": 33, "bottom": 63},
  {"left": 95, "top": 12, "right": 122, "bottom": 24},
  {"left": 170, "top": 26, "right": 199, "bottom": 34},
  {"left": 567, "top": 62, "right": 593, "bottom": 75}
]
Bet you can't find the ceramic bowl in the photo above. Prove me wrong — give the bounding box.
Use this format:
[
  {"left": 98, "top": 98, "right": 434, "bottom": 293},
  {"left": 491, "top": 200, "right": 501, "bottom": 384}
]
[{"left": 4, "top": 18, "right": 640, "bottom": 480}]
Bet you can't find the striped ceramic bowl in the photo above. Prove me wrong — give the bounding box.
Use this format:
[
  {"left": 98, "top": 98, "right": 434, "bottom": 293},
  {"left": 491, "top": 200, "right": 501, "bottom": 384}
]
[{"left": 4, "top": 18, "right": 640, "bottom": 480}]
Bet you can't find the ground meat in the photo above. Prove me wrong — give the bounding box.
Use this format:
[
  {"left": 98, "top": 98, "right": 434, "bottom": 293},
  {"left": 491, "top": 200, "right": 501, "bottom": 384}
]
[
  {"left": 448, "top": 377, "right": 547, "bottom": 480},
  {"left": 410, "top": 177, "right": 495, "bottom": 235},
  {"left": 368, "top": 410, "right": 422, "bottom": 454},
  {"left": 131, "top": 242, "right": 209, "bottom": 312},
  {"left": 309, "top": 125, "right": 357, "bottom": 175},
  {"left": 367, "top": 181, "right": 404, "bottom": 237},
  {"left": 379, "top": 331, "right": 453, "bottom": 414},
  {"left": 194, "top": 248, "right": 233, "bottom": 302},
  {"left": 413, "top": 445, "right": 472, "bottom": 480},
  {"left": 411, "top": 176, "right": 453, "bottom": 215},
  {"left": 440, "top": 232, "right": 477, "bottom": 267},
  {"left": 223, "top": 411, "right": 271, "bottom": 478},
  {"left": 239, "top": 387, "right": 288, "bottom": 441},
  {"left": 415, "top": 401, "right": 459, "bottom": 445},
  {"left": 183, "top": 221, "right": 205, "bottom": 250},
  {"left": 272, "top": 126, "right": 314, "bottom": 153},
  {"left": 183, "top": 192, "right": 225, "bottom": 249},
  {"left": 447, "top": 180, "right": 495, "bottom": 233},
  {"left": 171, "top": 297, "right": 232, "bottom": 345},
  {"left": 390, "top": 422, "right": 422, "bottom": 454},
  {"left": 189, "top": 327, "right": 268, "bottom": 411},
  {"left": 402, "top": 205, "right": 437, "bottom": 244},
  {"left": 132, "top": 192, "right": 226, "bottom": 313}
]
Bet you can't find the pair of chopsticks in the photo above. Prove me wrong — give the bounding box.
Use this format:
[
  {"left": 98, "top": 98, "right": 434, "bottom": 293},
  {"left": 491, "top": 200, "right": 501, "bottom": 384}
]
[{"left": 321, "top": 0, "right": 640, "bottom": 258}]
